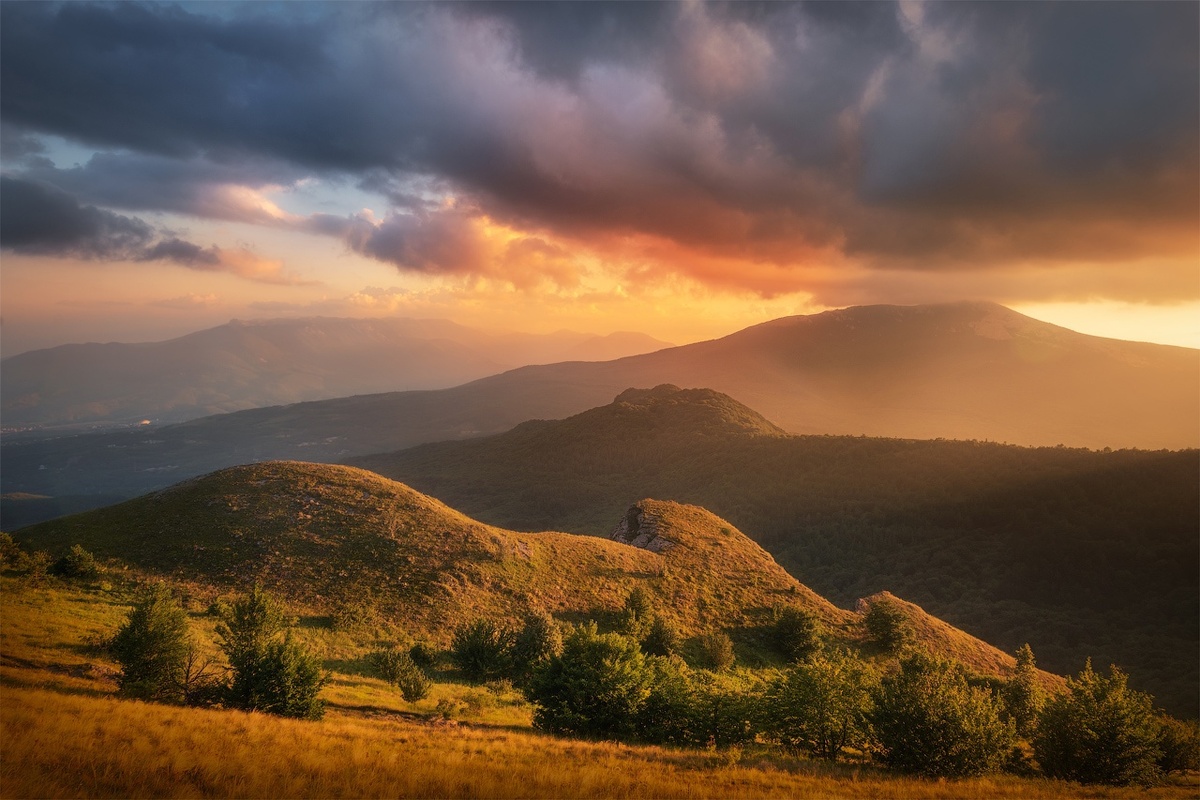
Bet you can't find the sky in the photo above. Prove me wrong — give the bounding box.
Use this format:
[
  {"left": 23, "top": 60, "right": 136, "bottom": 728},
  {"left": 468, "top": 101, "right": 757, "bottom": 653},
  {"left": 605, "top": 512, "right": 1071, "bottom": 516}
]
[{"left": 1, "top": 1, "right": 1197, "bottom": 357}]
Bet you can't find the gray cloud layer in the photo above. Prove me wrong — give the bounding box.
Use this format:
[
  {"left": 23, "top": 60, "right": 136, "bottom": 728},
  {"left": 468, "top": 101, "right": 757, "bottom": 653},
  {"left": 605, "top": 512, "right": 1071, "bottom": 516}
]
[{"left": 1, "top": 1, "right": 1196, "bottom": 298}]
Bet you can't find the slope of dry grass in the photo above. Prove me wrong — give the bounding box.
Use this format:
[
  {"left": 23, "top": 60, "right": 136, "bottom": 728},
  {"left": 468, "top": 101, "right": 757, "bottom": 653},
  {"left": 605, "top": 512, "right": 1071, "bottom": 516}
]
[{"left": 3, "top": 576, "right": 1197, "bottom": 800}]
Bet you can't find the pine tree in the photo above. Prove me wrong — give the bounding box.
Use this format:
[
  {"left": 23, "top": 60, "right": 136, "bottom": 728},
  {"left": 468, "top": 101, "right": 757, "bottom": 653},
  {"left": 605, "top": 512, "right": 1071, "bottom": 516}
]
[
  {"left": 216, "top": 585, "right": 326, "bottom": 719},
  {"left": 111, "top": 583, "right": 191, "bottom": 703}
]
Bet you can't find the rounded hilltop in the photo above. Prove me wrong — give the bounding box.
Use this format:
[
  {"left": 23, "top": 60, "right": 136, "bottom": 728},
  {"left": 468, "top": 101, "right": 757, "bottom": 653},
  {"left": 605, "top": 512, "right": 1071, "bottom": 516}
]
[{"left": 15, "top": 460, "right": 841, "bottom": 642}]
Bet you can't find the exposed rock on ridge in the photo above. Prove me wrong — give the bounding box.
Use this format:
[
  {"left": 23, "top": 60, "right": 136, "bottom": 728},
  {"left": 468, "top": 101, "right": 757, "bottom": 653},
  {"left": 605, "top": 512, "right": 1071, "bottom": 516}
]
[{"left": 611, "top": 503, "right": 675, "bottom": 553}]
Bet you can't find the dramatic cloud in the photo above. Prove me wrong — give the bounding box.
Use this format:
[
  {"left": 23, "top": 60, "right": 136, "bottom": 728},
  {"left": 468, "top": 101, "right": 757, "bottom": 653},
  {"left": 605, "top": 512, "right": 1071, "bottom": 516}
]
[
  {"left": 0, "top": 176, "right": 307, "bottom": 284},
  {"left": 1, "top": 1, "right": 1195, "bottom": 302}
]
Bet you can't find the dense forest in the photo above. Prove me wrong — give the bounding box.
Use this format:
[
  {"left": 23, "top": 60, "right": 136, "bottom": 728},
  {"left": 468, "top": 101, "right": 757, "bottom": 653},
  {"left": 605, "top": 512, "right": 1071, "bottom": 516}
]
[{"left": 350, "top": 387, "right": 1199, "bottom": 717}]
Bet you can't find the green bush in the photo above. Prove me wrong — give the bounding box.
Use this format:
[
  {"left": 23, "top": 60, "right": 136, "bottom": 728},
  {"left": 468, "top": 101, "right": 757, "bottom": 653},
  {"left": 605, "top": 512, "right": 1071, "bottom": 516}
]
[
  {"left": 619, "top": 586, "right": 655, "bottom": 641},
  {"left": 450, "top": 618, "right": 514, "bottom": 683},
  {"left": 216, "top": 584, "right": 326, "bottom": 719},
  {"left": 111, "top": 583, "right": 191, "bottom": 703},
  {"left": 526, "top": 623, "right": 651, "bottom": 739},
  {"left": 1003, "top": 644, "right": 1045, "bottom": 738},
  {"left": 1033, "top": 661, "right": 1162, "bottom": 785},
  {"left": 641, "top": 616, "right": 680, "bottom": 657},
  {"left": 1156, "top": 714, "right": 1200, "bottom": 776},
  {"left": 369, "top": 647, "right": 430, "bottom": 702},
  {"left": 764, "top": 648, "right": 877, "bottom": 760},
  {"left": 871, "top": 653, "right": 1014, "bottom": 777},
  {"left": 511, "top": 611, "right": 562, "bottom": 684},
  {"left": 50, "top": 544, "right": 102, "bottom": 580},
  {"left": 772, "top": 605, "right": 823, "bottom": 663},
  {"left": 698, "top": 631, "right": 735, "bottom": 671},
  {"left": 862, "top": 597, "right": 914, "bottom": 653}
]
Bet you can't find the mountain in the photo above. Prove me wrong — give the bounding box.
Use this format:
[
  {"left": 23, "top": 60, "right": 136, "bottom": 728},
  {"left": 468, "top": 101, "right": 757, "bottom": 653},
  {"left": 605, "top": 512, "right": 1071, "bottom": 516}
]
[
  {"left": 2, "top": 301, "right": 1194, "bottom": 504},
  {"left": 12, "top": 460, "right": 1034, "bottom": 681},
  {"left": 348, "top": 385, "right": 1199, "bottom": 717},
  {"left": 0, "top": 316, "right": 673, "bottom": 428}
]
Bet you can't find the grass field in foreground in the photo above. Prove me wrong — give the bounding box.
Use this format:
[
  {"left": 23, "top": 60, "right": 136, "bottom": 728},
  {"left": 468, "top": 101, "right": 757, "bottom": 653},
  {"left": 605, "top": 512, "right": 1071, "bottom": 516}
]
[{"left": 2, "top": 577, "right": 1197, "bottom": 799}]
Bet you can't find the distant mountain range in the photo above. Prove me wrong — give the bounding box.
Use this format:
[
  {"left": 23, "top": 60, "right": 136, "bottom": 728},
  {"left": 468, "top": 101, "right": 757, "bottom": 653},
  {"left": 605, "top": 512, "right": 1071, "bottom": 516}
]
[
  {"left": 0, "top": 316, "right": 673, "bottom": 428},
  {"left": 348, "top": 384, "right": 1199, "bottom": 717},
  {"left": 2, "top": 301, "right": 1195, "bottom": 503}
]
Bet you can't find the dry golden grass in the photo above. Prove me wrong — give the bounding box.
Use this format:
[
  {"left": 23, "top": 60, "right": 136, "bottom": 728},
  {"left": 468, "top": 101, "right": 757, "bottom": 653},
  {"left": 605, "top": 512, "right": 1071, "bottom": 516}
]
[
  {"left": 4, "top": 577, "right": 1198, "bottom": 800},
  {"left": 5, "top": 685, "right": 1198, "bottom": 800}
]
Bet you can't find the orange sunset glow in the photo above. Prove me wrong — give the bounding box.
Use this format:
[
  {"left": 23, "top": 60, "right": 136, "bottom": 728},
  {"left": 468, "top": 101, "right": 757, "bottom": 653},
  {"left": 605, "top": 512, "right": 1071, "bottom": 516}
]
[{"left": 0, "top": 2, "right": 1196, "bottom": 355}]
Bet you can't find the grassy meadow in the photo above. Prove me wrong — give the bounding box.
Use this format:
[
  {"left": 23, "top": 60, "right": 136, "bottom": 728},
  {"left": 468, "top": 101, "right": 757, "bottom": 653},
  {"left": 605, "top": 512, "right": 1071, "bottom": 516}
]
[{"left": 3, "top": 575, "right": 1197, "bottom": 799}]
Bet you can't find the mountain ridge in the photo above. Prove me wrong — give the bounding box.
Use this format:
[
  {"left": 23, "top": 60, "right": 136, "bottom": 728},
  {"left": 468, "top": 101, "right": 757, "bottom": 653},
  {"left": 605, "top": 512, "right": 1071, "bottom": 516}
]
[
  {"left": 2, "top": 302, "right": 1194, "bottom": 506},
  {"left": 1, "top": 316, "right": 673, "bottom": 428}
]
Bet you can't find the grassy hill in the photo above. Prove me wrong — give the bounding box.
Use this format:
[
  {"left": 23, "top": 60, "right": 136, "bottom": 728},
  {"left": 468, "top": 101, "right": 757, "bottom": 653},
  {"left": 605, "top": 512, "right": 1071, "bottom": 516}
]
[
  {"left": 12, "top": 460, "right": 1044, "bottom": 683},
  {"left": 348, "top": 386, "right": 1199, "bottom": 717}
]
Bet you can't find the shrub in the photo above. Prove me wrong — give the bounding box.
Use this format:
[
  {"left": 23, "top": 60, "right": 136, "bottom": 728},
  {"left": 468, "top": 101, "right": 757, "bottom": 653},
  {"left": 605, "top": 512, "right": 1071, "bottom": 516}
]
[
  {"left": 450, "top": 618, "right": 514, "bottom": 683},
  {"left": 511, "top": 611, "right": 562, "bottom": 684},
  {"left": 217, "top": 585, "right": 326, "bottom": 719},
  {"left": 862, "top": 597, "right": 914, "bottom": 653},
  {"left": 698, "top": 631, "right": 735, "bottom": 671},
  {"left": 871, "top": 652, "right": 1014, "bottom": 777},
  {"left": 772, "top": 605, "right": 823, "bottom": 663},
  {"left": 50, "top": 544, "right": 101, "bottom": 580},
  {"left": 764, "top": 648, "right": 877, "bottom": 760},
  {"left": 641, "top": 616, "right": 680, "bottom": 657},
  {"left": 111, "top": 583, "right": 191, "bottom": 703},
  {"left": 1003, "top": 644, "right": 1045, "bottom": 738},
  {"left": 0, "top": 532, "right": 22, "bottom": 567},
  {"left": 1156, "top": 715, "right": 1200, "bottom": 776},
  {"left": 689, "top": 672, "right": 759, "bottom": 750},
  {"left": 1033, "top": 661, "right": 1162, "bottom": 785},
  {"left": 369, "top": 647, "right": 430, "bottom": 702},
  {"left": 619, "top": 587, "right": 654, "bottom": 640},
  {"left": 409, "top": 641, "right": 437, "bottom": 670},
  {"left": 636, "top": 656, "right": 698, "bottom": 745},
  {"left": 526, "top": 623, "right": 651, "bottom": 739}
]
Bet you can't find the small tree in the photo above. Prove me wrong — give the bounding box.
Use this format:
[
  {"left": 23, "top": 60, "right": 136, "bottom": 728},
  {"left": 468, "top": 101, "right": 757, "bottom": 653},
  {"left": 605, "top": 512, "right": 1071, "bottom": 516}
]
[
  {"left": 526, "top": 623, "right": 651, "bottom": 739},
  {"left": 511, "top": 611, "right": 562, "bottom": 684},
  {"left": 111, "top": 583, "right": 191, "bottom": 703},
  {"left": 1033, "top": 661, "right": 1162, "bottom": 785},
  {"left": 1156, "top": 714, "right": 1200, "bottom": 776},
  {"left": 50, "top": 544, "right": 101, "bottom": 580},
  {"left": 863, "top": 597, "right": 914, "bottom": 653},
  {"left": 450, "top": 618, "right": 513, "bottom": 683},
  {"left": 217, "top": 584, "right": 326, "bottom": 719},
  {"left": 764, "top": 648, "right": 877, "bottom": 760},
  {"left": 772, "top": 605, "right": 823, "bottom": 663},
  {"left": 369, "top": 646, "right": 430, "bottom": 702},
  {"left": 641, "top": 616, "right": 680, "bottom": 657},
  {"left": 871, "top": 652, "right": 1014, "bottom": 777},
  {"left": 619, "top": 587, "right": 654, "bottom": 641},
  {"left": 699, "top": 631, "right": 735, "bottom": 671},
  {"left": 1003, "top": 644, "right": 1045, "bottom": 738}
]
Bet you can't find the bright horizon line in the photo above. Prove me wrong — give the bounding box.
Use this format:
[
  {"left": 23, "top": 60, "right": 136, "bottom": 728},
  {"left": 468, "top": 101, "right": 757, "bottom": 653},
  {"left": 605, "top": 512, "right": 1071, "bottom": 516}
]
[{"left": 4, "top": 298, "right": 1198, "bottom": 359}]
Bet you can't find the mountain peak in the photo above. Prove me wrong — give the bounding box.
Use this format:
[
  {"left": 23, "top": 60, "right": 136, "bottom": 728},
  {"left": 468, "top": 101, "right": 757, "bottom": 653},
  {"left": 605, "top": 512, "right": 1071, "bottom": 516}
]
[{"left": 607, "top": 385, "right": 786, "bottom": 437}]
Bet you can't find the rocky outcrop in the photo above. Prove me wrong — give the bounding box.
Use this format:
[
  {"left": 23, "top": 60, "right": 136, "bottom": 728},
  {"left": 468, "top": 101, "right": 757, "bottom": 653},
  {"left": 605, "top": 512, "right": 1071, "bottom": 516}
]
[{"left": 610, "top": 503, "right": 675, "bottom": 553}]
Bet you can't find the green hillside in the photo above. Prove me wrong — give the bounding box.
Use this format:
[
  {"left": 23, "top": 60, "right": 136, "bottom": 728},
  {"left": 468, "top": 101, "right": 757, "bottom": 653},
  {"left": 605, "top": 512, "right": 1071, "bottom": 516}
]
[
  {"left": 13, "top": 460, "right": 1040, "bottom": 682},
  {"left": 349, "top": 386, "right": 1199, "bottom": 717}
]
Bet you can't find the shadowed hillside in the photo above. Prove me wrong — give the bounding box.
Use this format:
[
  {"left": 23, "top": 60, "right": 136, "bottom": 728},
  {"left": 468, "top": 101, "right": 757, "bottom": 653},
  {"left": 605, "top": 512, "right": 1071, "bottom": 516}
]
[
  {"left": 12, "top": 460, "right": 1042, "bottom": 682},
  {"left": 349, "top": 386, "right": 1199, "bottom": 717},
  {"left": 3, "top": 302, "right": 1194, "bottom": 505}
]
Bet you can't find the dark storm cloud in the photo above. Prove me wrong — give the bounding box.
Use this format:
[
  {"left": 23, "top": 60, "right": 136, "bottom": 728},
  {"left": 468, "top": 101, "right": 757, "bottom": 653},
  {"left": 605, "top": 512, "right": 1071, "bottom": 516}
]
[
  {"left": 1, "top": 1, "right": 1195, "bottom": 295},
  {"left": 0, "top": 175, "right": 156, "bottom": 259},
  {"left": 0, "top": 176, "right": 293, "bottom": 282}
]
